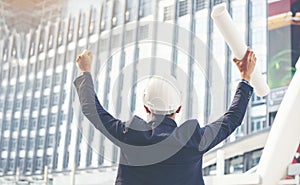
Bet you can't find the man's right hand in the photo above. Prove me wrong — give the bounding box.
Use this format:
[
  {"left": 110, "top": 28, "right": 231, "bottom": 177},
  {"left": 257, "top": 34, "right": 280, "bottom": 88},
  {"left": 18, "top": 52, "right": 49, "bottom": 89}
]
[
  {"left": 233, "top": 48, "right": 256, "bottom": 82},
  {"left": 76, "top": 49, "right": 93, "bottom": 73}
]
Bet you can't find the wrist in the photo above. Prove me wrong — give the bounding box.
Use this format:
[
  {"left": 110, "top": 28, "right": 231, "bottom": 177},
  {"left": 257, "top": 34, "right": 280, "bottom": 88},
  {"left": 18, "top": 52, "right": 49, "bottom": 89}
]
[
  {"left": 241, "top": 74, "right": 251, "bottom": 82},
  {"left": 80, "top": 68, "right": 91, "bottom": 73},
  {"left": 241, "top": 79, "right": 252, "bottom": 87}
]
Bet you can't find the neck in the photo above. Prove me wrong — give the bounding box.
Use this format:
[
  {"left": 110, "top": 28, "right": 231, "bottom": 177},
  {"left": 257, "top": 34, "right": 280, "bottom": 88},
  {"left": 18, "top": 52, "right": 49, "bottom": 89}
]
[
  {"left": 167, "top": 114, "right": 176, "bottom": 120},
  {"left": 148, "top": 113, "right": 176, "bottom": 120}
]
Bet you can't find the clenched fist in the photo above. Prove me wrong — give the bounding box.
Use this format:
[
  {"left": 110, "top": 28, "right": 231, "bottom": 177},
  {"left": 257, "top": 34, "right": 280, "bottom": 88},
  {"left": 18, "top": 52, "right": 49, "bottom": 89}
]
[
  {"left": 76, "top": 50, "right": 93, "bottom": 72},
  {"left": 233, "top": 48, "right": 256, "bottom": 82}
]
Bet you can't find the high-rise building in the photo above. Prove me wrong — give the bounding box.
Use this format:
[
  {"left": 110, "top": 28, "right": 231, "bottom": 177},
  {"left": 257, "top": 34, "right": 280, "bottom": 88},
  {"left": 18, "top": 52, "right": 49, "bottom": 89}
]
[{"left": 0, "top": 0, "right": 299, "bottom": 184}]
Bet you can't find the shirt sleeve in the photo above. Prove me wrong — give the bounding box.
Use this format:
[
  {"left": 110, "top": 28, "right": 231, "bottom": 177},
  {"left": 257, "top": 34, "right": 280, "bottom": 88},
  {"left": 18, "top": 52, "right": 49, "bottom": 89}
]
[
  {"left": 194, "top": 82, "right": 253, "bottom": 153},
  {"left": 73, "top": 72, "right": 126, "bottom": 145}
]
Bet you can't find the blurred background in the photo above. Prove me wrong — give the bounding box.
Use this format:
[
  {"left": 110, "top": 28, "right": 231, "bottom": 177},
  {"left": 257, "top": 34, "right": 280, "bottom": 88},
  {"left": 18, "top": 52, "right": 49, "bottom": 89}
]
[{"left": 0, "top": 0, "right": 299, "bottom": 184}]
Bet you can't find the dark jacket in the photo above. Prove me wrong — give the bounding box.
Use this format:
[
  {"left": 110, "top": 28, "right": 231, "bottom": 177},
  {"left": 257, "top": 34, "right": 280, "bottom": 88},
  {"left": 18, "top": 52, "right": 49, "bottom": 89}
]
[{"left": 74, "top": 72, "right": 253, "bottom": 185}]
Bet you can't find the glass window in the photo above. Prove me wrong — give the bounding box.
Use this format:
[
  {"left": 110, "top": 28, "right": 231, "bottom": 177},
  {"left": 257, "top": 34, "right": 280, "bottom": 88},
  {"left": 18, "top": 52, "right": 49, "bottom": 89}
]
[
  {"left": 139, "top": 0, "right": 151, "bottom": 18},
  {"left": 63, "top": 152, "right": 69, "bottom": 169},
  {"left": 40, "top": 116, "right": 46, "bottom": 128},
  {"left": 112, "top": 0, "right": 121, "bottom": 27},
  {"left": 18, "top": 158, "right": 24, "bottom": 170},
  {"left": 36, "top": 157, "right": 42, "bottom": 170},
  {"left": 78, "top": 14, "right": 85, "bottom": 39},
  {"left": 63, "top": 70, "right": 67, "bottom": 83},
  {"left": 17, "top": 83, "right": 24, "bottom": 93},
  {"left": 68, "top": 18, "right": 75, "bottom": 42},
  {"left": 42, "top": 96, "right": 49, "bottom": 108},
  {"left": 46, "top": 155, "right": 52, "bottom": 166},
  {"left": 38, "top": 136, "right": 44, "bottom": 149},
  {"left": 262, "top": 120, "right": 267, "bottom": 128},
  {"left": 52, "top": 93, "right": 59, "bottom": 106},
  {"left": 2, "top": 48, "right": 8, "bottom": 62},
  {"left": 66, "top": 130, "right": 71, "bottom": 145},
  {"left": 54, "top": 73, "right": 61, "bottom": 85},
  {"left": 1, "top": 138, "right": 9, "bottom": 150},
  {"left": 12, "top": 119, "right": 19, "bottom": 131},
  {"left": 57, "top": 23, "right": 64, "bottom": 46},
  {"left": 256, "top": 120, "right": 261, "bottom": 130},
  {"left": 2, "top": 69, "right": 8, "bottom": 78},
  {"left": 30, "top": 34, "right": 35, "bottom": 56},
  {"left": 203, "top": 164, "right": 216, "bottom": 176},
  {"left": 178, "top": 0, "right": 188, "bottom": 17},
  {"left": 126, "top": 0, "right": 137, "bottom": 22},
  {"left": 10, "top": 67, "right": 17, "bottom": 79},
  {"left": 251, "top": 121, "right": 255, "bottom": 132},
  {"left": 26, "top": 80, "right": 32, "bottom": 90},
  {"left": 19, "top": 66, "right": 26, "bottom": 76},
  {"left": 15, "top": 99, "right": 21, "bottom": 111},
  {"left": 50, "top": 25, "right": 56, "bottom": 48},
  {"left": 52, "top": 153, "right": 58, "bottom": 169},
  {"left": 86, "top": 147, "right": 92, "bottom": 166},
  {"left": 101, "top": 3, "right": 108, "bottom": 30},
  {"left": 214, "top": 0, "right": 224, "bottom": 5},
  {"left": 8, "top": 159, "right": 14, "bottom": 171},
  {"left": 138, "top": 25, "right": 149, "bottom": 40},
  {"left": 3, "top": 120, "right": 10, "bottom": 130},
  {"left": 57, "top": 132, "right": 61, "bottom": 146},
  {"left": 35, "top": 79, "right": 41, "bottom": 90},
  {"left": 50, "top": 114, "right": 57, "bottom": 126},
  {"left": 46, "top": 57, "right": 53, "bottom": 69},
  {"left": 163, "top": 5, "right": 174, "bottom": 21},
  {"left": 7, "top": 100, "right": 13, "bottom": 109},
  {"left": 19, "top": 137, "right": 26, "bottom": 150},
  {"left": 33, "top": 98, "right": 39, "bottom": 110},
  {"left": 38, "top": 29, "right": 45, "bottom": 53},
  {"left": 48, "top": 135, "right": 54, "bottom": 147},
  {"left": 29, "top": 63, "right": 35, "bottom": 73},
  {"left": 24, "top": 98, "right": 30, "bottom": 109},
  {"left": 21, "top": 118, "right": 28, "bottom": 129},
  {"left": 89, "top": 8, "right": 97, "bottom": 34},
  {"left": 29, "top": 138, "right": 35, "bottom": 150},
  {"left": 30, "top": 118, "right": 37, "bottom": 129},
  {"left": 228, "top": 155, "right": 244, "bottom": 174},
  {"left": 196, "top": 0, "right": 206, "bottom": 11},
  {"left": 11, "top": 139, "right": 17, "bottom": 151},
  {"left": 76, "top": 150, "right": 81, "bottom": 166},
  {"left": 248, "top": 149, "right": 263, "bottom": 169},
  {"left": 0, "top": 158, "right": 6, "bottom": 170},
  {"left": 44, "top": 76, "right": 51, "bottom": 88},
  {"left": 26, "top": 158, "right": 32, "bottom": 171}
]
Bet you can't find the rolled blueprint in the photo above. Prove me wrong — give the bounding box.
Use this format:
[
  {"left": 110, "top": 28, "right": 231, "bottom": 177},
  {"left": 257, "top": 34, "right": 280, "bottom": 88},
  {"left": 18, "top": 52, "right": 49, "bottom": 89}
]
[
  {"left": 211, "top": 4, "right": 270, "bottom": 97},
  {"left": 257, "top": 57, "right": 300, "bottom": 185}
]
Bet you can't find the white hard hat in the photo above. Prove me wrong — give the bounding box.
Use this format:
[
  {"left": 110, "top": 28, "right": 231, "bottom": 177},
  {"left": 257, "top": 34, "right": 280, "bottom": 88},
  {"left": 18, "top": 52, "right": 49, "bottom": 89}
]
[{"left": 143, "top": 76, "right": 181, "bottom": 115}]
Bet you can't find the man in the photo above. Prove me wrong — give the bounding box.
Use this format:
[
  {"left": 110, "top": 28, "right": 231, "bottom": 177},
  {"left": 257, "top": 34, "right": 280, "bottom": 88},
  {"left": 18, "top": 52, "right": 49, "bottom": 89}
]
[
  {"left": 74, "top": 49, "right": 256, "bottom": 185},
  {"left": 291, "top": 0, "right": 300, "bottom": 20}
]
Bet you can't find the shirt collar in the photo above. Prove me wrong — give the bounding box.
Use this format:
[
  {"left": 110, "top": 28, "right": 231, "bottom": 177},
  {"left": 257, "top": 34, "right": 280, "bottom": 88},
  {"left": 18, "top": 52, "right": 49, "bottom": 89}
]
[{"left": 151, "top": 115, "right": 178, "bottom": 127}]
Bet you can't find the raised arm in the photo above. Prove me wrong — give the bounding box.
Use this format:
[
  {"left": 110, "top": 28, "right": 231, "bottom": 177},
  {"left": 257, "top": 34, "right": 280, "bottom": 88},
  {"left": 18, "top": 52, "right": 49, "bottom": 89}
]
[
  {"left": 74, "top": 50, "right": 126, "bottom": 144},
  {"left": 195, "top": 49, "right": 256, "bottom": 153}
]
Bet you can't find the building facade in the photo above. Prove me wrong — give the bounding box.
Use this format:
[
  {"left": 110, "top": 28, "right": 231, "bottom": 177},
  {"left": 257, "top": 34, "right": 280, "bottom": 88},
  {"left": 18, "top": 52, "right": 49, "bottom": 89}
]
[{"left": 1, "top": 0, "right": 297, "bottom": 184}]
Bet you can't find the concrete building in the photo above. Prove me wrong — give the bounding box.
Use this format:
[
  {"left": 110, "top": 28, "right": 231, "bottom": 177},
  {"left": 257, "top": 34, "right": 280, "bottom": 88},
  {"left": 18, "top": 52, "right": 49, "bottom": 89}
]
[{"left": 0, "top": 0, "right": 299, "bottom": 184}]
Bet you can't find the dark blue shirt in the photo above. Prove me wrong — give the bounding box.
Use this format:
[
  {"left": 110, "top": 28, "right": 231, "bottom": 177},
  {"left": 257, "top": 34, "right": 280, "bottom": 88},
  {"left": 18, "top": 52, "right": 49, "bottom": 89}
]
[{"left": 74, "top": 72, "right": 253, "bottom": 185}]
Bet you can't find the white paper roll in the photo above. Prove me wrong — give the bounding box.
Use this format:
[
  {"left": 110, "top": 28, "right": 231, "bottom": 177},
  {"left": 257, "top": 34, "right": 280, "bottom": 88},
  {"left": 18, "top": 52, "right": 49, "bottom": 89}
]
[
  {"left": 211, "top": 4, "right": 270, "bottom": 97},
  {"left": 257, "top": 57, "right": 300, "bottom": 185}
]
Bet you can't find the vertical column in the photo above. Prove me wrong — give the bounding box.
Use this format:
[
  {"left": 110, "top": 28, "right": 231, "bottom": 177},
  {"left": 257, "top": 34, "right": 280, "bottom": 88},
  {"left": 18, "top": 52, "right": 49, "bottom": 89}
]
[{"left": 216, "top": 150, "right": 225, "bottom": 176}]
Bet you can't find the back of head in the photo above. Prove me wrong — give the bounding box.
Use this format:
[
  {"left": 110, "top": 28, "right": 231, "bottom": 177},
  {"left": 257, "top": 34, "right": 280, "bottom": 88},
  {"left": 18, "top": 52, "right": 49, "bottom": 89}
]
[{"left": 143, "top": 76, "right": 181, "bottom": 115}]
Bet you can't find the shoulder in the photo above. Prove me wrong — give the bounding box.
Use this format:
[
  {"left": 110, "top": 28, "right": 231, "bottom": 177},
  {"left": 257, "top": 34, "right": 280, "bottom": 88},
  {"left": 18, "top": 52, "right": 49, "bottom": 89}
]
[
  {"left": 124, "top": 115, "right": 150, "bottom": 132},
  {"left": 175, "top": 119, "right": 202, "bottom": 137}
]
